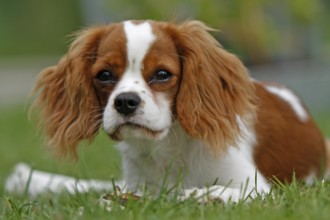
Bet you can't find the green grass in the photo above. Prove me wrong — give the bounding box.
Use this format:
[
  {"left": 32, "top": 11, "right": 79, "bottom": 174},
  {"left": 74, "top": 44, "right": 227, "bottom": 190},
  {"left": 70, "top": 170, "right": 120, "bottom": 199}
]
[{"left": 1, "top": 104, "right": 330, "bottom": 219}]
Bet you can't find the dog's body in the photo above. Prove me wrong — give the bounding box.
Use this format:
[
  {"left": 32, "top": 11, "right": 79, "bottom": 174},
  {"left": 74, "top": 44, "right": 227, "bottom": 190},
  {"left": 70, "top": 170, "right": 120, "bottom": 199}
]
[{"left": 5, "top": 20, "right": 328, "bottom": 202}]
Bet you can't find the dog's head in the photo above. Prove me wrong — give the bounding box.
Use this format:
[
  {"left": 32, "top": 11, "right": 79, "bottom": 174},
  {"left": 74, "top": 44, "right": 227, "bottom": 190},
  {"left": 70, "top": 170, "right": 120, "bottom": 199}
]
[{"left": 32, "top": 20, "right": 255, "bottom": 157}]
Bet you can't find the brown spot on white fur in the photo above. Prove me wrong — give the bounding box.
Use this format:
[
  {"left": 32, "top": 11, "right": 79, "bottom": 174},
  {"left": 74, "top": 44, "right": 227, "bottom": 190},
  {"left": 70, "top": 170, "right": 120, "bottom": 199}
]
[{"left": 253, "top": 82, "right": 325, "bottom": 182}]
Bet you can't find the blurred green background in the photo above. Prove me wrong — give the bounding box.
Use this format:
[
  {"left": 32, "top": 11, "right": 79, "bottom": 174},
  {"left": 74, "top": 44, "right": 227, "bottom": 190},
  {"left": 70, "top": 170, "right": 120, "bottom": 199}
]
[
  {"left": 0, "top": 0, "right": 330, "bottom": 189},
  {"left": 1, "top": 0, "right": 330, "bottom": 62}
]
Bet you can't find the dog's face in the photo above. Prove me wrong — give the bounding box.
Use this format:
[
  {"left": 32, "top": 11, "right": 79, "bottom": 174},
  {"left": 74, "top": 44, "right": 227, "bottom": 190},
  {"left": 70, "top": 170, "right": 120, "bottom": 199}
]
[
  {"left": 94, "top": 21, "right": 181, "bottom": 141},
  {"left": 32, "top": 20, "right": 255, "bottom": 156}
]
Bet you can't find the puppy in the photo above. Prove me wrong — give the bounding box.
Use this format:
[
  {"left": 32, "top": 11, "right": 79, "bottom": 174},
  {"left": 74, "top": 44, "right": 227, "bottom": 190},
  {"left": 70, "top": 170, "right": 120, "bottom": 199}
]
[{"left": 6, "top": 20, "right": 329, "bottom": 202}]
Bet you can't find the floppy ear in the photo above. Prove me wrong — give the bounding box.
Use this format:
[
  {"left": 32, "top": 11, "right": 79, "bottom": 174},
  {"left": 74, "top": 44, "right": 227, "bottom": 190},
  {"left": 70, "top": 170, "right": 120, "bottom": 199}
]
[
  {"left": 174, "top": 21, "right": 256, "bottom": 154},
  {"left": 31, "top": 27, "right": 106, "bottom": 157}
]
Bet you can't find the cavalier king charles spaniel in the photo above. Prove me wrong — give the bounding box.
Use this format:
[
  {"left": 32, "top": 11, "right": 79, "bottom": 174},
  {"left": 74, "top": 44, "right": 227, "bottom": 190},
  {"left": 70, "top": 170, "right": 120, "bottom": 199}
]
[{"left": 5, "top": 20, "right": 330, "bottom": 203}]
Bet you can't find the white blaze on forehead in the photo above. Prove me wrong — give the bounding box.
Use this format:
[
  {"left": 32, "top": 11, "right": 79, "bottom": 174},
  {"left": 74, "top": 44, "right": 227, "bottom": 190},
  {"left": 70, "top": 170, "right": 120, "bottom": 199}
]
[
  {"left": 123, "top": 21, "right": 155, "bottom": 72},
  {"left": 103, "top": 21, "right": 172, "bottom": 139},
  {"left": 265, "top": 85, "right": 309, "bottom": 122}
]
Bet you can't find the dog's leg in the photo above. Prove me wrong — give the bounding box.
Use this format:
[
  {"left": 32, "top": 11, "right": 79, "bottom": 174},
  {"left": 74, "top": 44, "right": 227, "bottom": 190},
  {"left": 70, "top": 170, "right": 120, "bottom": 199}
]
[{"left": 5, "top": 163, "right": 124, "bottom": 197}]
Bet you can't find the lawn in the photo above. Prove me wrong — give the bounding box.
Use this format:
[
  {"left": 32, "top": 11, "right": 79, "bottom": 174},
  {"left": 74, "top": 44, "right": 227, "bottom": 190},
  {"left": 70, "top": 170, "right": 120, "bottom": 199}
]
[{"left": 1, "top": 104, "right": 330, "bottom": 219}]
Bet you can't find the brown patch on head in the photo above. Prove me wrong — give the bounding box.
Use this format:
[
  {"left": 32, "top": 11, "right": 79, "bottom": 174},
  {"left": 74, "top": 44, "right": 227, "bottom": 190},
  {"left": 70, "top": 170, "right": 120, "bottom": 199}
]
[
  {"left": 141, "top": 22, "right": 183, "bottom": 111},
  {"left": 31, "top": 23, "right": 128, "bottom": 157},
  {"left": 162, "top": 21, "right": 256, "bottom": 155},
  {"left": 92, "top": 23, "right": 127, "bottom": 106}
]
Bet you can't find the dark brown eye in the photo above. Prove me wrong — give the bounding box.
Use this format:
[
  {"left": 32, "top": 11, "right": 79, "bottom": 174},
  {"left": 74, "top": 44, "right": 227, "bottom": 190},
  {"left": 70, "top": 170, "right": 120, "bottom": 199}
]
[
  {"left": 149, "top": 70, "right": 172, "bottom": 84},
  {"left": 96, "top": 70, "right": 116, "bottom": 84}
]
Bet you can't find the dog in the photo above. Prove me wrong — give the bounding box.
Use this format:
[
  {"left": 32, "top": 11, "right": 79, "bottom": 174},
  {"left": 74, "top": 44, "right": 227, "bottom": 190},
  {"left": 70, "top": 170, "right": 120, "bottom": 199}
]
[{"left": 5, "top": 20, "right": 330, "bottom": 203}]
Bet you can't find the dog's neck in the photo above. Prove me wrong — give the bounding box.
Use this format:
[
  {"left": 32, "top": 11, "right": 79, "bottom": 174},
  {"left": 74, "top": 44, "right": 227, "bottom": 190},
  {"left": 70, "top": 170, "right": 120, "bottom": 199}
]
[
  {"left": 116, "top": 122, "right": 197, "bottom": 166},
  {"left": 114, "top": 119, "right": 257, "bottom": 192},
  {"left": 115, "top": 122, "right": 209, "bottom": 190}
]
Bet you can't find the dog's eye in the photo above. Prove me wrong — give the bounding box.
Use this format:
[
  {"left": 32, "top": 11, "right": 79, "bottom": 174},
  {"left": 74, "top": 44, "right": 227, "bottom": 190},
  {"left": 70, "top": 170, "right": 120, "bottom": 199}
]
[
  {"left": 149, "top": 70, "right": 172, "bottom": 84},
  {"left": 96, "top": 70, "right": 116, "bottom": 84}
]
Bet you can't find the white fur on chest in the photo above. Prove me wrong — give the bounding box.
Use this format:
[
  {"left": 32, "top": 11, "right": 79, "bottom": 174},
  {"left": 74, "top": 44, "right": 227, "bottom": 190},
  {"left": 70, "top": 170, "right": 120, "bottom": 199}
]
[{"left": 117, "top": 121, "right": 270, "bottom": 193}]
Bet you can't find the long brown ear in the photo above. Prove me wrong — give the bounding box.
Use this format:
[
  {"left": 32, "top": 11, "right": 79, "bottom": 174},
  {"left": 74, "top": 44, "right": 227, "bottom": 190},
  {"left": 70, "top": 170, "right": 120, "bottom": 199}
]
[
  {"left": 31, "top": 27, "right": 106, "bottom": 157},
  {"left": 174, "top": 21, "right": 256, "bottom": 154}
]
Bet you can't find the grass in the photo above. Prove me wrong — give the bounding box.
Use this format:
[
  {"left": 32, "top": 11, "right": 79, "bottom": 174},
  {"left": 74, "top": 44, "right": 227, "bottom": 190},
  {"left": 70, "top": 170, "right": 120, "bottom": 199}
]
[{"left": 1, "top": 104, "right": 330, "bottom": 219}]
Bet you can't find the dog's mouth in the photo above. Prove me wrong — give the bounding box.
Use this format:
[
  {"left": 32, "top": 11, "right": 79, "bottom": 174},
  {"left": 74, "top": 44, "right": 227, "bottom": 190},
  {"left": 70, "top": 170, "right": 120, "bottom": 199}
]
[{"left": 108, "top": 122, "right": 165, "bottom": 141}]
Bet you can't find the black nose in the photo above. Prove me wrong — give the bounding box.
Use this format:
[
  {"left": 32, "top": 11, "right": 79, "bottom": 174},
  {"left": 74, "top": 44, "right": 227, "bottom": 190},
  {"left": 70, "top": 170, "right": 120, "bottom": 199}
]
[{"left": 114, "top": 92, "right": 141, "bottom": 116}]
